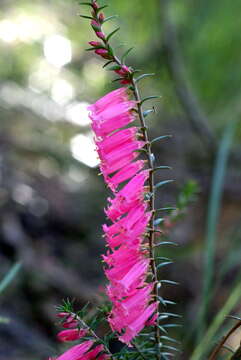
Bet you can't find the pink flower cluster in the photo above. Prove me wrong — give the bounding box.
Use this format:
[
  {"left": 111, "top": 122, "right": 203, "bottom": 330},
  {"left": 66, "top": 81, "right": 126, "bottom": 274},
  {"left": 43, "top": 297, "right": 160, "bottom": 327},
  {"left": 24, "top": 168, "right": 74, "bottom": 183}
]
[
  {"left": 50, "top": 313, "right": 109, "bottom": 360},
  {"left": 88, "top": 0, "right": 133, "bottom": 84},
  {"left": 89, "top": 87, "right": 157, "bottom": 345}
]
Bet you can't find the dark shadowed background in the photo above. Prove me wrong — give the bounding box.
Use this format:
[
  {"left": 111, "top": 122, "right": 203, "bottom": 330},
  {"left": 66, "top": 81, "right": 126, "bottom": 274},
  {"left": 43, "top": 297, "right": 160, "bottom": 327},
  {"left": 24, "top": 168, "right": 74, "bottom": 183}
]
[{"left": 0, "top": 0, "right": 240, "bottom": 359}]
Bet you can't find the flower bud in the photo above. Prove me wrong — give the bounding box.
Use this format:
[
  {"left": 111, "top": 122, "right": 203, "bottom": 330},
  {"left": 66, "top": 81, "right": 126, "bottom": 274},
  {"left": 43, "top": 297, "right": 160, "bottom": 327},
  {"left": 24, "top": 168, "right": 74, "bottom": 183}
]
[
  {"left": 99, "top": 13, "right": 105, "bottom": 23},
  {"left": 95, "top": 48, "right": 111, "bottom": 59},
  {"left": 89, "top": 41, "right": 102, "bottom": 47},
  {"left": 120, "top": 78, "right": 132, "bottom": 85},
  {"left": 96, "top": 31, "right": 106, "bottom": 40},
  {"left": 92, "top": 0, "right": 99, "bottom": 11},
  {"left": 91, "top": 20, "right": 101, "bottom": 32},
  {"left": 115, "top": 65, "right": 131, "bottom": 77},
  {"left": 57, "top": 328, "right": 87, "bottom": 342}
]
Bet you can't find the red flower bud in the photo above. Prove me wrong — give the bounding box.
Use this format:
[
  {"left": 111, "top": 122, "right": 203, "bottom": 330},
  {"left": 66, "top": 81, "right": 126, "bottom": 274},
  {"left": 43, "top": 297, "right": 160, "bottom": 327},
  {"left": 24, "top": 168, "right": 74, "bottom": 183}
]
[
  {"left": 91, "top": 19, "right": 101, "bottom": 32},
  {"left": 95, "top": 48, "right": 110, "bottom": 59},
  {"left": 57, "top": 328, "right": 87, "bottom": 342},
  {"left": 89, "top": 41, "right": 102, "bottom": 47},
  {"left": 96, "top": 31, "right": 106, "bottom": 40},
  {"left": 92, "top": 1, "right": 99, "bottom": 11},
  {"left": 115, "top": 65, "right": 131, "bottom": 76},
  {"left": 120, "top": 78, "right": 132, "bottom": 85},
  {"left": 99, "top": 13, "right": 105, "bottom": 23}
]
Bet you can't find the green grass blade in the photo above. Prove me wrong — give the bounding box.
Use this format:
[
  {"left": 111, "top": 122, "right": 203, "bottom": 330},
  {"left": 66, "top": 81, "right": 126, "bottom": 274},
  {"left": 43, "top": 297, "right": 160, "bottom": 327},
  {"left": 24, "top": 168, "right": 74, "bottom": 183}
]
[
  {"left": 199, "top": 121, "right": 237, "bottom": 339},
  {"left": 0, "top": 262, "right": 22, "bottom": 294},
  {"left": 190, "top": 277, "right": 241, "bottom": 360}
]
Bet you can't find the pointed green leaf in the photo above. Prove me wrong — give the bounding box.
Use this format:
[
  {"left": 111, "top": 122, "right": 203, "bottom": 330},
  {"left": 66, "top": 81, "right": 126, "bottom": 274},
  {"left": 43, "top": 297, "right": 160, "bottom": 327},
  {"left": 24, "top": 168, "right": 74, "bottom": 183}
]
[
  {"left": 135, "top": 73, "right": 155, "bottom": 83},
  {"left": 79, "top": 2, "right": 93, "bottom": 6},
  {"left": 156, "top": 207, "right": 176, "bottom": 212},
  {"left": 0, "top": 262, "right": 22, "bottom": 294},
  {"left": 155, "top": 180, "right": 174, "bottom": 190},
  {"left": 153, "top": 166, "right": 172, "bottom": 171},
  {"left": 107, "top": 65, "right": 121, "bottom": 71},
  {"left": 103, "top": 15, "right": 118, "bottom": 23},
  {"left": 163, "top": 323, "right": 182, "bottom": 328},
  {"left": 151, "top": 135, "right": 172, "bottom": 144},
  {"left": 103, "top": 60, "right": 113, "bottom": 68},
  {"left": 162, "top": 345, "right": 181, "bottom": 353},
  {"left": 121, "top": 47, "right": 134, "bottom": 63},
  {"left": 112, "top": 78, "right": 123, "bottom": 83},
  {"left": 161, "top": 312, "right": 182, "bottom": 318},
  {"left": 161, "top": 280, "right": 179, "bottom": 285},
  {"left": 154, "top": 218, "right": 164, "bottom": 226},
  {"left": 161, "top": 336, "right": 181, "bottom": 344},
  {"left": 228, "top": 315, "right": 241, "bottom": 321},
  {"left": 106, "top": 27, "right": 120, "bottom": 42},
  {"left": 143, "top": 108, "right": 155, "bottom": 118},
  {"left": 157, "top": 324, "right": 168, "bottom": 334},
  {"left": 155, "top": 241, "right": 179, "bottom": 247},
  {"left": 140, "top": 95, "right": 162, "bottom": 105},
  {"left": 96, "top": 5, "right": 108, "bottom": 13},
  {"left": 157, "top": 261, "right": 173, "bottom": 269},
  {"left": 164, "top": 300, "right": 177, "bottom": 306},
  {"left": 79, "top": 14, "right": 94, "bottom": 20}
]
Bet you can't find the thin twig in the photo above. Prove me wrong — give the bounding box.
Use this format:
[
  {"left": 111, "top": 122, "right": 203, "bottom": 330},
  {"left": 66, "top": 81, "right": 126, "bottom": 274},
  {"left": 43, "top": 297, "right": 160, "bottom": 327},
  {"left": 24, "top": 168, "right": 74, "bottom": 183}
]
[{"left": 208, "top": 320, "right": 241, "bottom": 360}]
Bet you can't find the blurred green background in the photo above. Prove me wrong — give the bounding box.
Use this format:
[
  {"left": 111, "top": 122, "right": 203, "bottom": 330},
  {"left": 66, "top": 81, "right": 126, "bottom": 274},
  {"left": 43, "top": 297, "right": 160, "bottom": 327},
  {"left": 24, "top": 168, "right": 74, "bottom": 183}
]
[{"left": 0, "top": 0, "right": 241, "bottom": 359}]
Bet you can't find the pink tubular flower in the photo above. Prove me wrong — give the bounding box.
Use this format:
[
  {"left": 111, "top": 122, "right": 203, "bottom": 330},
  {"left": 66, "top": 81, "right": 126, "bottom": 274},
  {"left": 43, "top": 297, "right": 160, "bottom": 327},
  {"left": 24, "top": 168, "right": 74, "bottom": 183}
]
[
  {"left": 89, "top": 86, "right": 157, "bottom": 345},
  {"left": 88, "top": 88, "right": 129, "bottom": 113},
  {"left": 119, "top": 302, "right": 158, "bottom": 345},
  {"left": 54, "top": 342, "right": 110, "bottom": 360},
  {"left": 57, "top": 329, "right": 87, "bottom": 342},
  {"left": 55, "top": 341, "right": 93, "bottom": 360},
  {"left": 104, "top": 160, "right": 145, "bottom": 192}
]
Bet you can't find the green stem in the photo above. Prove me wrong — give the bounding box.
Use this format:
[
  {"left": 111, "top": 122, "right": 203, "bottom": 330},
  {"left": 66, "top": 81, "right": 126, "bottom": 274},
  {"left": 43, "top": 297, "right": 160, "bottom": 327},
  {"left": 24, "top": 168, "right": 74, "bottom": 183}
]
[
  {"left": 111, "top": 54, "right": 161, "bottom": 359},
  {"left": 73, "top": 313, "right": 115, "bottom": 359}
]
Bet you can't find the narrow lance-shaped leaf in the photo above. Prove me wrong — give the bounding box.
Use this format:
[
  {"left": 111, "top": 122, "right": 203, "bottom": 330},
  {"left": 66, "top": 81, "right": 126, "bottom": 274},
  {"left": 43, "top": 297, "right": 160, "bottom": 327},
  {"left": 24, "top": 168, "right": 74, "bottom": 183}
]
[
  {"left": 143, "top": 108, "right": 155, "bottom": 118},
  {"left": 160, "top": 280, "right": 179, "bottom": 285},
  {"left": 79, "top": 2, "right": 93, "bottom": 6},
  {"left": 106, "top": 27, "right": 120, "bottom": 42},
  {"left": 96, "top": 5, "right": 108, "bottom": 13},
  {"left": 134, "top": 73, "right": 155, "bottom": 83},
  {"left": 121, "top": 47, "right": 134, "bottom": 63},
  {"left": 155, "top": 241, "right": 179, "bottom": 247},
  {"left": 107, "top": 65, "right": 121, "bottom": 71},
  {"left": 153, "top": 166, "right": 172, "bottom": 172},
  {"left": 140, "top": 95, "right": 162, "bottom": 105},
  {"left": 155, "top": 180, "right": 174, "bottom": 190},
  {"left": 103, "top": 60, "right": 113, "bottom": 68},
  {"left": 103, "top": 15, "right": 118, "bottom": 23},
  {"left": 157, "top": 261, "right": 173, "bottom": 269},
  {"left": 0, "top": 262, "right": 22, "bottom": 294},
  {"left": 151, "top": 135, "right": 172, "bottom": 144},
  {"left": 79, "top": 14, "right": 94, "bottom": 20},
  {"left": 156, "top": 207, "right": 176, "bottom": 212}
]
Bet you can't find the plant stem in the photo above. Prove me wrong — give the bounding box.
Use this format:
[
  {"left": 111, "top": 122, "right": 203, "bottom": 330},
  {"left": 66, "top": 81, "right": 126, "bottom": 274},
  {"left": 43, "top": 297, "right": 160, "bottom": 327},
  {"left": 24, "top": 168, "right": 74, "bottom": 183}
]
[
  {"left": 87, "top": 5, "right": 162, "bottom": 355},
  {"left": 208, "top": 320, "right": 241, "bottom": 360},
  {"left": 132, "top": 77, "right": 161, "bottom": 359},
  {"left": 111, "top": 52, "right": 161, "bottom": 359},
  {"left": 74, "top": 313, "right": 115, "bottom": 359}
]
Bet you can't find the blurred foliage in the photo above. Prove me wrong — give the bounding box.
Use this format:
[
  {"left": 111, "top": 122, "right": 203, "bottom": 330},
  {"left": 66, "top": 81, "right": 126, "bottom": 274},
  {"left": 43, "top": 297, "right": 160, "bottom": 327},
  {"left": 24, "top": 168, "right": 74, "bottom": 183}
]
[{"left": 0, "top": 0, "right": 241, "bottom": 359}]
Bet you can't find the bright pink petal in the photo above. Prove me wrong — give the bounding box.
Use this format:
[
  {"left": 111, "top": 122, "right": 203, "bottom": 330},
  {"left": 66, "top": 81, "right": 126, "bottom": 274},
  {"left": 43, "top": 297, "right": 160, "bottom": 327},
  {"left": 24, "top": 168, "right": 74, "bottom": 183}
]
[
  {"left": 57, "top": 329, "right": 87, "bottom": 342},
  {"left": 55, "top": 341, "right": 93, "bottom": 360}
]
